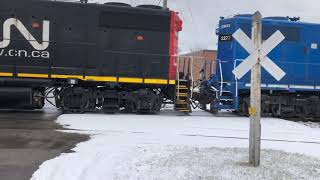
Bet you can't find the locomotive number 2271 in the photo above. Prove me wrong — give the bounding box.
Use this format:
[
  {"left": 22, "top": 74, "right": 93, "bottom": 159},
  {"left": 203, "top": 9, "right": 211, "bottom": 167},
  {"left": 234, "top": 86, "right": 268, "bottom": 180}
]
[{"left": 219, "top": 35, "right": 232, "bottom": 41}]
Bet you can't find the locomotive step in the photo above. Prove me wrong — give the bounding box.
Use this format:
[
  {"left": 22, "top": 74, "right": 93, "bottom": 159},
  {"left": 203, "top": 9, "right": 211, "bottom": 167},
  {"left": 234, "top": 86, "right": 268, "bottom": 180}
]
[
  {"left": 219, "top": 97, "right": 234, "bottom": 101},
  {"left": 176, "top": 91, "right": 189, "bottom": 94},
  {"left": 220, "top": 99, "right": 234, "bottom": 101},
  {"left": 175, "top": 107, "right": 190, "bottom": 110},
  {"left": 176, "top": 87, "right": 189, "bottom": 90},
  {"left": 175, "top": 101, "right": 189, "bottom": 105},
  {"left": 176, "top": 85, "right": 189, "bottom": 88},
  {"left": 176, "top": 109, "right": 191, "bottom": 112},
  {"left": 176, "top": 90, "right": 188, "bottom": 92},
  {"left": 221, "top": 90, "right": 231, "bottom": 93},
  {"left": 176, "top": 93, "right": 188, "bottom": 97},
  {"left": 177, "top": 79, "right": 190, "bottom": 82}
]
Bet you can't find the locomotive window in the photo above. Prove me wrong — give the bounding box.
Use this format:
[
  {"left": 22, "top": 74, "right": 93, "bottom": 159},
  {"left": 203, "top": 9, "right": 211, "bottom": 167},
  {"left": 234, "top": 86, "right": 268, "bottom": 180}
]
[
  {"left": 239, "top": 23, "right": 300, "bottom": 42},
  {"left": 99, "top": 11, "right": 170, "bottom": 32},
  {"left": 263, "top": 26, "right": 300, "bottom": 42}
]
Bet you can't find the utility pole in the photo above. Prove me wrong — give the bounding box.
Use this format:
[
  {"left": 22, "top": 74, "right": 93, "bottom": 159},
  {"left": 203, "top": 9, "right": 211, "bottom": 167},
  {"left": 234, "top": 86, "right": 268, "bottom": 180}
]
[
  {"left": 249, "top": 11, "right": 262, "bottom": 167},
  {"left": 163, "top": 0, "right": 168, "bottom": 9}
]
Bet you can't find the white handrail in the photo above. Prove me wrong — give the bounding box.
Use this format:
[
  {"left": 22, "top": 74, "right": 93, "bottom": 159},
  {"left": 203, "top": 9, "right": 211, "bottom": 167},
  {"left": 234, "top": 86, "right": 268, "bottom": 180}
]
[
  {"left": 190, "top": 57, "right": 194, "bottom": 98},
  {"left": 217, "top": 59, "right": 224, "bottom": 96},
  {"left": 176, "top": 55, "right": 180, "bottom": 100}
]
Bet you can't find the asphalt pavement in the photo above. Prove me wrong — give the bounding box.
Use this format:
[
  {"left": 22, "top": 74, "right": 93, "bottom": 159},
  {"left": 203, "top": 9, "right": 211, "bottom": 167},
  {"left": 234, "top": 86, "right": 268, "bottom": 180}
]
[{"left": 0, "top": 109, "right": 89, "bottom": 180}]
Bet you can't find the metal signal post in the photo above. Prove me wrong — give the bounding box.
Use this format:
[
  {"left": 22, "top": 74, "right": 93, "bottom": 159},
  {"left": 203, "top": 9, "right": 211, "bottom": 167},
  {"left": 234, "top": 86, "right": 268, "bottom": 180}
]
[{"left": 249, "top": 11, "right": 262, "bottom": 166}]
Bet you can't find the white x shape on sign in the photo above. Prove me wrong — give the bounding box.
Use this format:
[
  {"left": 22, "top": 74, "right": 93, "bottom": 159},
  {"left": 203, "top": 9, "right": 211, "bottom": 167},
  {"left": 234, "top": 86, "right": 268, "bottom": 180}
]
[{"left": 232, "top": 29, "right": 286, "bottom": 81}]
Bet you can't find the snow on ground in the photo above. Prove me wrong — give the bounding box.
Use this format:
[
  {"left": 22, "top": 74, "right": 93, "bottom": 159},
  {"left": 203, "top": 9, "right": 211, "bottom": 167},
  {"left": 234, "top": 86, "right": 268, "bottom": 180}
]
[{"left": 31, "top": 110, "right": 320, "bottom": 180}]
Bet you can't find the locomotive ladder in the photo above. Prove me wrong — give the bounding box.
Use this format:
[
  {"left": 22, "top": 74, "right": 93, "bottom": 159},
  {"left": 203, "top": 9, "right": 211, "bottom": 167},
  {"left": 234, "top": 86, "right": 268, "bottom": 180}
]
[
  {"left": 174, "top": 79, "right": 192, "bottom": 113},
  {"left": 174, "top": 56, "right": 193, "bottom": 113}
]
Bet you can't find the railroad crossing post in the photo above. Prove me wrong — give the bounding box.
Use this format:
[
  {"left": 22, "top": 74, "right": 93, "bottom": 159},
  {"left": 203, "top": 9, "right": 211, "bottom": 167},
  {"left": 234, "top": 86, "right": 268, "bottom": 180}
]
[
  {"left": 232, "top": 11, "right": 286, "bottom": 166},
  {"left": 249, "top": 11, "right": 262, "bottom": 167}
]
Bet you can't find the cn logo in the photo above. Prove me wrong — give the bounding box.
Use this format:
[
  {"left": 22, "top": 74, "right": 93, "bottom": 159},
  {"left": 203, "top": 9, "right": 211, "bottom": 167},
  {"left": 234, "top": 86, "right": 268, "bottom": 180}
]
[{"left": 0, "top": 18, "right": 50, "bottom": 51}]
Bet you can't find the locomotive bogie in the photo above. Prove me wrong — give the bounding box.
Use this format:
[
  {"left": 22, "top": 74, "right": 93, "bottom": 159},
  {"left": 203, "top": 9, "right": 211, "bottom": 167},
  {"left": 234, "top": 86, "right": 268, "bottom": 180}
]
[
  {"left": 238, "top": 91, "right": 320, "bottom": 120},
  {"left": 55, "top": 85, "right": 167, "bottom": 114}
]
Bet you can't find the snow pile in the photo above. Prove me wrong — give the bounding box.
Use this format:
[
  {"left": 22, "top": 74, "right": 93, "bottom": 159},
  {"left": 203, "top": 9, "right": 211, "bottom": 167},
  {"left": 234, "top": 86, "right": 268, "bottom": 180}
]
[
  {"left": 31, "top": 111, "right": 320, "bottom": 180},
  {"left": 116, "top": 146, "right": 320, "bottom": 180}
]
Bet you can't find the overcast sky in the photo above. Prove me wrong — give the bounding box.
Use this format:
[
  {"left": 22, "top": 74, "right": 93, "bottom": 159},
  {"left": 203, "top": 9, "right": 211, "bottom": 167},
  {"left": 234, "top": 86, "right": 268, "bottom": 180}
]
[{"left": 87, "top": 0, "right": 320, "bottom": 52}]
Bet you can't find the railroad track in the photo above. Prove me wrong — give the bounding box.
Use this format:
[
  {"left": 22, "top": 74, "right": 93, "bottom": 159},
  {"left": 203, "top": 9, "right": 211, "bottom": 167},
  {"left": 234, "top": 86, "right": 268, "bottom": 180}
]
[{"left": 179, "top": 133, "right": 320, "bottom": 145}]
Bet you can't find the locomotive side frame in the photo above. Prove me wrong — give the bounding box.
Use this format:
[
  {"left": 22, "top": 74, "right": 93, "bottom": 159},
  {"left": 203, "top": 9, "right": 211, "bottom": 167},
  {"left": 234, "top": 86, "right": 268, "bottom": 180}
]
[{"left": 0, "top": 0, "right": 184, "bottom": 113}]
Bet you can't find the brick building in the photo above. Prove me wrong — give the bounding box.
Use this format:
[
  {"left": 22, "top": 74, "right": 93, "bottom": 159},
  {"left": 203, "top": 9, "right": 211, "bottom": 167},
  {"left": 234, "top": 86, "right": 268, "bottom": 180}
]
[{"left": 178, "top": 50, "right": 217, "bottom": 85}]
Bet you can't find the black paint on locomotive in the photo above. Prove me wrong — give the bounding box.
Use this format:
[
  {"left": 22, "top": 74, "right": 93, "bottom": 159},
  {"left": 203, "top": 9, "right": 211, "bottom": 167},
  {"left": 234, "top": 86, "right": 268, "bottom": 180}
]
[
  {"left": 0, "top": 0, "right": 171, "bottom": 79},
  {"left": 0, "top": 0, "right": 179, "bottom": 113}
]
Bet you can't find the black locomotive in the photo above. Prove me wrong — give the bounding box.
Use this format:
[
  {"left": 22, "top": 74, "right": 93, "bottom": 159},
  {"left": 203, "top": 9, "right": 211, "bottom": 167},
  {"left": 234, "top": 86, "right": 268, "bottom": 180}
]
[{"left": 0, "top": 0, "right": 190, "bottom": 113}]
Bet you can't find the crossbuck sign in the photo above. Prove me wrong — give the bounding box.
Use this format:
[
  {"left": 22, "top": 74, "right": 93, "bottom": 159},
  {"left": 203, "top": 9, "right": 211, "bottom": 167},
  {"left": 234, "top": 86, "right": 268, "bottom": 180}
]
[{"left": 232, "top": 29, "right": 286, "bottom": 81}]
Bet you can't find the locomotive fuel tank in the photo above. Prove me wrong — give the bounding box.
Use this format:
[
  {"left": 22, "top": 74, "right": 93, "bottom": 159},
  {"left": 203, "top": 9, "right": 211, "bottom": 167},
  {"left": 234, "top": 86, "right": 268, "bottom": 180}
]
[{"left": 0, "top": 87, "right": 45, "bottom": 109}]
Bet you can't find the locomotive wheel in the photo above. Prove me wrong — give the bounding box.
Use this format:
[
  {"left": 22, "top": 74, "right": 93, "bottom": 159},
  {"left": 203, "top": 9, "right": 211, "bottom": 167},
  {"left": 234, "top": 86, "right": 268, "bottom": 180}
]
[
  {"left": 239, "top": 97, "right": 249, "bottom": 116},
  {"left": 304, "top": 103, "right": 315, "bottom": 118},
  {"left": 271, "top": 104, "right": 280, "bottom": 117},
  {"left": 237, "top": 101, "right": 244, "bottom": 114},
  {"left": 60, "top": 87, "right": 90, "bottom": 113},
  {"left": 315, "top": 103, "right": 320, "bottom": 118},
  {"left": 123, "top": 100, "right": 137, "bottom": 113},
  {"left": 295, "top": 105, "right": 306, "bottom": 120},
  {"left": 261, "top": 103, "right": 270, "bottom": 116},
  {"left": 296, "top": 104, "right": 313, "bottom": 121},
  {"left": 199, "top": 104, "right": 207, "bottom": 111},
  {"left": 125, "top": 89, "right": 162, "bottom": 114},
  {"left": 87, "top": 99, "right": 97, "bottom": 112},
  {"left": 261, "top": 95, "right": 270, "bottom": 116},
  {"left": 152, "top": 95, "right": 163, "bottom": 113},
  {"left": 210, "top": 108, "right": 218, "bottom": 114},
  {"left": 209, "top": 100, "right": 219, "bottom": 114}
]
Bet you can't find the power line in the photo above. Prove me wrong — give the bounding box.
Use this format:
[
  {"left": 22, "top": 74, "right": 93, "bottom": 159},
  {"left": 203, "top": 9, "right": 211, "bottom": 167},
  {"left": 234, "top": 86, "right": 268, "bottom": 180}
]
[{"left": 184, "top": 1, "right": 204, "bottom": 50}]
